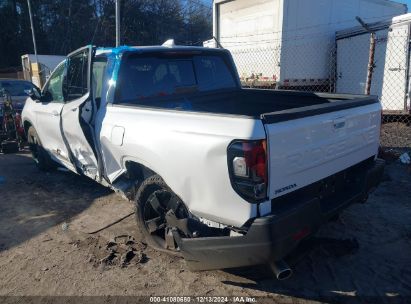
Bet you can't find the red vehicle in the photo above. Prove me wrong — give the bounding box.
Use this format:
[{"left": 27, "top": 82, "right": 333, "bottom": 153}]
[
  {"left": 0, "top": 90, "right": 25, "bottom": 153},
  {"left": 0, "top": 79, "right": 34, "bottom": 153}
]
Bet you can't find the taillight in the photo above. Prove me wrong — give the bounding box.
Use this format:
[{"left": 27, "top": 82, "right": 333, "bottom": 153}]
[{"left": 227, "top": 139, "right": 268, "bottom": 203}]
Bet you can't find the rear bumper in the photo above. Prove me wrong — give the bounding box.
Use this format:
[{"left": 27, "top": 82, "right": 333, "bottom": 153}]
[{"left": 175, "top": 158, "right": 385, "bottom": 271}]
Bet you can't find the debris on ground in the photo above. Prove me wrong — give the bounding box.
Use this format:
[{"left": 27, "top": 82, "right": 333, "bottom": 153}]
[
  {"left": 399, "top": 152, "right": 411, "bottom": 165},
  {"left": 87, "top": 212, "right": 135, "bottom": 235},
  {"left": 61, "top": 222, "right": 69, "bottom": 231},
  {"left": 82, "top": 235, "right": 147, "bottom": 269},
  {"left": 378, "top": 148, "right": 401, "bottom": 162}
]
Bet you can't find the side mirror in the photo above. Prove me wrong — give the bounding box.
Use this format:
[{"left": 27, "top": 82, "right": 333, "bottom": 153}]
[{"left": 28, "top": 87, "right": 42, "bottom": 102}]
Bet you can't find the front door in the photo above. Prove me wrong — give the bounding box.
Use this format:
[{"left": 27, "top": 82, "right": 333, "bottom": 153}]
[
  {"left": 35, "top": 61, "right": 75, "bottom": 171},
  {"left": 61, "top": 46, "right": 99, "bottom": 178}
]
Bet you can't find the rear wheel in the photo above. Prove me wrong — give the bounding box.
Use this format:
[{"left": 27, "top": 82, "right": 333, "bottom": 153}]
[
  {"left": 134, "top": 175, "right": 189, "bottom": 252},
  {"left": 27, "top": 126, "right": 55, "bottom": 171}
]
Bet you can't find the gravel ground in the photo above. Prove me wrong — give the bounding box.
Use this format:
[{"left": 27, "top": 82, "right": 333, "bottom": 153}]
[
  {"left": 0, "top": 152, "right": 410, "bottom": 304},
  {"left": 381, "top": 122, "right": 411, "bottom": 152}
]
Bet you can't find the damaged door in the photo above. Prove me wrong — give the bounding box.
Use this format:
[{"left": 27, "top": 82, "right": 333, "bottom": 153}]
[
  {"left": 61, "top": 46, "right": 99, "bottom": 178},
  {"left": 34, "top": 61, "right": 74, "bottom": 171}
]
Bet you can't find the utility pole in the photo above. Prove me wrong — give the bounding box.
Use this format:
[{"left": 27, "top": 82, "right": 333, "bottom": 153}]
[
  {"left": 115, "top": 0, "right": 120, "bottom": 47},
  {"left": 356, "top": 16, "right": 376, "bottom": 95},
  {"left": 27, "top": 0, "right": 38, "bottom": 63}
]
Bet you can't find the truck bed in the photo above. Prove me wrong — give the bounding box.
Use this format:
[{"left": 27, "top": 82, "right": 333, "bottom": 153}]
[{"left": 125, "top": 88, "right": 377, "bottom": 120}]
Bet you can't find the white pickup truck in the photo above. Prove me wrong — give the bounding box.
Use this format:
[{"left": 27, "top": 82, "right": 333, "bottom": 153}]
[{"left": 22, "top": 44, "right": 384, "bottom": 279}]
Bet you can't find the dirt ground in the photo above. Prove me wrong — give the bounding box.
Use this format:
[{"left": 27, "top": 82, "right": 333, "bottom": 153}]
[{"left": 0, "top": 151, "right": 410, "bottom": 303}]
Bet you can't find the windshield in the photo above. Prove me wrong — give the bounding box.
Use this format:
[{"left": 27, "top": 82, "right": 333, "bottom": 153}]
[
  {"left": 116, "top": 54, "right": 237, "bottom": 104},
  {"left": 0, "top": 80, "right": 34, "bottom": 97}
]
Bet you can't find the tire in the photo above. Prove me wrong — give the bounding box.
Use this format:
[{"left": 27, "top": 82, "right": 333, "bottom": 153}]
[
  {"left": 27, "top": 126, "right": 56, "bottom": 171},
  {"left": 134, "top": 175, "right": 189, "bottom": 252},
  {"left": 1, "top": 140, "right": 19, "bottom": 154}
]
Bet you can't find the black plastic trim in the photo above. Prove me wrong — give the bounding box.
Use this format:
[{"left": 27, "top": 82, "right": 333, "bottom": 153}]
[{"left": 262, "top": 96, "right": 379, "bottom": 124}]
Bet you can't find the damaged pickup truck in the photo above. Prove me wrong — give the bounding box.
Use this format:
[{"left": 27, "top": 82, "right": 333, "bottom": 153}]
[{"left": 22, "top": 42, "right": 384, "bottom": 279}]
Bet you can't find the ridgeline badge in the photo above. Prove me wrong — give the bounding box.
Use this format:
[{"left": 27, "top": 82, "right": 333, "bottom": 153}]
[{"left": 275, "top": 183, "right": 297, "bottom": 195}]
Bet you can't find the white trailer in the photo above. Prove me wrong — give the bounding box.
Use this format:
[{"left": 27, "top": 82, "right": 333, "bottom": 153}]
[
  {"left": 336, "top": 13, "right": 411, "bottom": 113},
  {"left": 205, "top": 0, "right": 406, "bottom": 89},
  {"left": 21, "top": 54, "right": 66, "bottom": 88}
]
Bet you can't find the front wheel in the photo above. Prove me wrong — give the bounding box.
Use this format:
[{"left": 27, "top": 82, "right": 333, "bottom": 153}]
[{"left": 27, "top": 126, "right": 55, "bottom": 171}]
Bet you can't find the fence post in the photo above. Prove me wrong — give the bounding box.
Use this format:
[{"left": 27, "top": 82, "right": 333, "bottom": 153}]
[
  {"left": 356, "top": 16, "right": 376, "bottom": 95},
  {"left": 365, "top": 32, "right": 376, "bottom": 95}
]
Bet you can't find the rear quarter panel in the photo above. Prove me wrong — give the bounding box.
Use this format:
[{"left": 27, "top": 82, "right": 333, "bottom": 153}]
[{"left": 99, "top": 105, "right": 266, "bottom": 227}]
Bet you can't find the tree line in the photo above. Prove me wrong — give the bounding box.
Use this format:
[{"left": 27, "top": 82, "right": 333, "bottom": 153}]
[{"left": 0, "top": 0, "right": 212, "bottom": 69}]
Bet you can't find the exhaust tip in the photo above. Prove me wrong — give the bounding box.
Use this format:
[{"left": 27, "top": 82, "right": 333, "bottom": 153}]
[
  {"left": 270, "top": 260, "right": 293, "bottom": 280},
  {"left": 276, "top": 268, "right": 293, "bottom": 280}
]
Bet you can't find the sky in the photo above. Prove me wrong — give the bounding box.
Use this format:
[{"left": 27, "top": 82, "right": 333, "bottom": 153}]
[
  {"left": 201, "top": 0, "right": 212, "bottom": 8},
  {"left": 401, "top": 0, "right": 411, "bottom": 11}
]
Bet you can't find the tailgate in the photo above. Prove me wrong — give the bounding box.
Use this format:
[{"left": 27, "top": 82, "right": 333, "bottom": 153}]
[{"left": 262, "top": 98, "right": 381, "bottom": 199}]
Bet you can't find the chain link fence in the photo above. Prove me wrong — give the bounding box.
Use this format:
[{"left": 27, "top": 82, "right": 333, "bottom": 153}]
[{"left": 224, "top": 28, "right": 411, "bottom": 152}]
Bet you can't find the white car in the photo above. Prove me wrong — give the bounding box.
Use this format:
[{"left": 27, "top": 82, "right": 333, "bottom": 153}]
[{"left": 22, "top": 44, "right": 385, "bottom": 279}]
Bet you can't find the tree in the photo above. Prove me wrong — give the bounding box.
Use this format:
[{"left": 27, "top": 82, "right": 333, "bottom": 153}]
[{"left": 0, "top": 0, "right": 212, "bottom": 69}]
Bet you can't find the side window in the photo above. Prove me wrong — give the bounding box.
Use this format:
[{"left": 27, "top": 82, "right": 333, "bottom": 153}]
[
  {"left": 66, "top": 51, "right": 89, "bottom": 102},
  {"left": 92, "top": 57, "right": 108, "bottom": 100},
  {"left": 43, "top": 63, "right": 65, "bottom": 102}
]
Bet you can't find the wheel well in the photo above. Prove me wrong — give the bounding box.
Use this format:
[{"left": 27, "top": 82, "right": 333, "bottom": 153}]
[
  {"left": 124, "top": 161, "right": 156, "bottom": 182},
  {"left": 111, "top": 160, "right": 157, "bottom": 199},
  {"left": 24, "top": 121, "right": 32, "bottom": 135}
]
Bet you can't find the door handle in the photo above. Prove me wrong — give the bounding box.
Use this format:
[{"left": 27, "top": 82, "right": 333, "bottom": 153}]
[
  {"left": 52, "top": 110, "right": 59, "bottom": 116},
  {"left": 71, "top": 108, "right": 78, "bottom": 112},
  {"left": 333, "top": 118, "right": 346, "bottom": 130}
]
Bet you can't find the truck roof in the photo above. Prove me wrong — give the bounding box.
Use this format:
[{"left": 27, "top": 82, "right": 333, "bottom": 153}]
[{"left": 95, "top": 45, "right": 227, "bottom": 56}]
